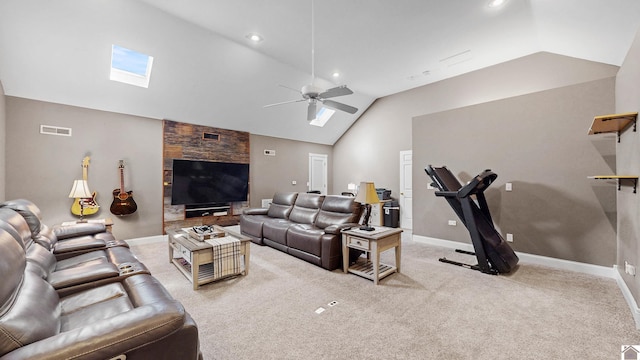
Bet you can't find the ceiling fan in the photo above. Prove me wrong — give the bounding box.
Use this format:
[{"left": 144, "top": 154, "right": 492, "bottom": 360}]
[{"left": 263, "top": 0, "right": 358, "bottom": 121}]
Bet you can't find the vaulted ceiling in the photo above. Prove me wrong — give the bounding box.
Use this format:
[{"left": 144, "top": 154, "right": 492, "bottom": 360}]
[{"left": 1, "top": 0, "right": 639, "bottom": 145}]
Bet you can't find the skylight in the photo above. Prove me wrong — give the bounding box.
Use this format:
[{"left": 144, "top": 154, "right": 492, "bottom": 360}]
[
  {"left": 309, "top": 107, "right": 335, "bottom": 127},
  {"left": 110, "top": 45, "right": 154, "bottom": 88}
]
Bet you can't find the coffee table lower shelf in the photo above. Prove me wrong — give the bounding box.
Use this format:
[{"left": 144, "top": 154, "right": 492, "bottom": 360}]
[
  {"left": 347, "top": 259, "right": 397, "bottom": 282},
  {"left": 172, "top": 258, "right": 218, "bottom": 284}
]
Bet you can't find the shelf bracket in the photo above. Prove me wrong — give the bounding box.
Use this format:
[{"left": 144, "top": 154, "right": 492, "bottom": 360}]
[{"left": 617, "top": 178, "right": 638, "bottom": 193}]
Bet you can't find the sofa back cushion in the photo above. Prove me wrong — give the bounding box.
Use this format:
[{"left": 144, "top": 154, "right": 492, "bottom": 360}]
[
  {"left": 314, "top": 195, "right": 361, "bottom": 229},
  {"left": 267, "top": 192, "right": 299, "bottom": 219},
  {"left": 0, "top": 208, "right": 35, "bottom": 249},
  {"left": 289, "top": 193, "right": 325, "bottom": 224},
  {"left": 0, "top": 199, "right": 43, "bottom": 239}
]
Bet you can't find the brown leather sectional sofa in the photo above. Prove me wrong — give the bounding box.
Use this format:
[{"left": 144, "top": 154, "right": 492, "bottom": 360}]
[
  {"left": 240, "top": 192, "right": 362, "bottom": 270},
  {"left": 0, "top": 199, "right": 202, "bottom": 360}
]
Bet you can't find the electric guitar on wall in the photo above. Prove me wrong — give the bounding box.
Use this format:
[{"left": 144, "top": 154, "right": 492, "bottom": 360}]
[
  {"left": 110, "top": 160, "right": 138, "bottom": 216},
  {"left": 70, "top": 156, "right": 100, "bottom": 216}
]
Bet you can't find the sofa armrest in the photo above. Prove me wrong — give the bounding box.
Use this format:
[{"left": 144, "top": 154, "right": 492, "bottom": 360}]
[
  {"left": 243, "top": 208, "right": 269, "bottom": 216},
  {"left": 324, "top": 223, "right": 359, "bottom": 235},
  {"left": 53, "top": 223, "right": 107, "bottom": 240},
  {"left": 0, "top": 275, "right": 195, "bottom": 360}
]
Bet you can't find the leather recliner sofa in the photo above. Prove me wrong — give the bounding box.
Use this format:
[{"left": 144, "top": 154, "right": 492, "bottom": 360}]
[
  {"left": 0, "top": 200, "right": 202, "bottom": 360},
  {"left": 240, "top": 192, "right": 362, "bottom": 270}
]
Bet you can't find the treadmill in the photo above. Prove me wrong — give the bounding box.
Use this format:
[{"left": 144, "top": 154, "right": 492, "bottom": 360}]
[{"left": 425, "top": 165, "right": 519, "bottom": 274}]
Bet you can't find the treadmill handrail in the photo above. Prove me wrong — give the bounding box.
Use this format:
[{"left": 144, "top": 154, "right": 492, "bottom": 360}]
[
  {"left": 458, "top": 169, "right": 497, "bottom": 198},
  {"left": 434, "top": 190, "right": 458, "bottom": 197}
]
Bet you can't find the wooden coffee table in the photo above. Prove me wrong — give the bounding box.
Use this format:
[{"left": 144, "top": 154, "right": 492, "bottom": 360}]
[
  {"left": 342, "top": 226, "right": 403, "bottom": 285},
  {"left": 167, "top": 225, "right": 250, "bottom": 290}
]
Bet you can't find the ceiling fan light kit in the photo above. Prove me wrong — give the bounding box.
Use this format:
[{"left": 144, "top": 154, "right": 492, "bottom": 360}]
[{"left": 263, "top": 0, "right": 358, "bottom": 122}]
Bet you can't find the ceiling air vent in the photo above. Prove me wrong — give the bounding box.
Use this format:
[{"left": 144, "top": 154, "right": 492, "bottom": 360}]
[{"left": 40, "top": 125, "right": 72, "bottom": 137}]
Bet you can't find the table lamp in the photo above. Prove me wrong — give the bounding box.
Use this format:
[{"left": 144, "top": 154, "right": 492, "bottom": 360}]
[
  {"left": 68, "top": 179, "right": 92, "bottom": 222},
  {"left": 354, "top": 181, "right": 380, "bottom": 231}
]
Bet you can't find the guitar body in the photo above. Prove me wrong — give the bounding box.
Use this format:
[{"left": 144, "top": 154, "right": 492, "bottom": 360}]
[
  {"left": 71, "top": 192, "right": 100, "bottom": 216},
  {"left": 110, "top": 160, "right": 137, "bottom": 216},
  {"left": 110, "top": 189, "right": 137, "bottom": 216},
  {"left": 71, "top": 156, "right": 100, "bottom": 216}
]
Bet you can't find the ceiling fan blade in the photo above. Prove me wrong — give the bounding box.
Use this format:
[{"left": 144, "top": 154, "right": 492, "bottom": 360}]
[
  {"left": 264, "top": 99, "right": 305, "bottom": 108},
  {"left": 319, "top": 85, "right": 353, "bottom": 99},
  {"left": 322, "top": 99, "right": 358, "bottom": 114},
  {"left": 278, "top": 84, "right": 302, "bottom": 94},
  {"left": 307, "top": 101, "right": 317, "bottom": 121}
]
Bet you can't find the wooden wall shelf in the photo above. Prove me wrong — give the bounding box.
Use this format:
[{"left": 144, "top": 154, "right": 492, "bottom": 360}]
[
  {"left": 587, "top": 112, "right": 638, "bottom": 142},
  {"left": 588, "top": 175, "right": 638, "bottom": 193}
]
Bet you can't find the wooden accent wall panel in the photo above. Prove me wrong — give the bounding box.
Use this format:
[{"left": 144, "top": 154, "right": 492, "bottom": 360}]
[{"left": 162, "top": 120, "right": 250, "bottom": 233}]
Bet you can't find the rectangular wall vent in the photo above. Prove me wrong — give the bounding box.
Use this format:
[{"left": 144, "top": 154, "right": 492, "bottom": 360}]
[
  {"left": 202, "top": 132, "right": 220, "bottom": 141},
  {"left": 40, "top": 125, "right": 72, "bottom": 137}
]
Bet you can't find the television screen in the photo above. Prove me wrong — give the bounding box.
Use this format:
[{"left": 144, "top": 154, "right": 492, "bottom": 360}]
[{"left": 171, "top": 159, "right": 249, "bottom": 206}]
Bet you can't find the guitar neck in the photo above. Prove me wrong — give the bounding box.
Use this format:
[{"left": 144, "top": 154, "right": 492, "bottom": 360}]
[{"left": 119, "top": 167, "right": 125, "bottom": 195}]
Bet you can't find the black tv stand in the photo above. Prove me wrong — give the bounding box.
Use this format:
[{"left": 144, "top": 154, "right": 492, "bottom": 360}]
[{"left": 185, "top": 203, "right": 230, "bottom": 218}]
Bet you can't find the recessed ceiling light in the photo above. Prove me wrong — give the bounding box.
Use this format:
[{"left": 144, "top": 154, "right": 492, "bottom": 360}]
[
  {"left": 332, "top": 72, "right": 340, "bottom": 78},
  {"left": 488, "top": 0, "right": 507, "bottom": 8},
  {"left": 246, "top": 33, "right": 263, "bottom": 43}
]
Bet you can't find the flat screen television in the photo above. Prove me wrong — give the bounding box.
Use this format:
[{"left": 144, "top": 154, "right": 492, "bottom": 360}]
[{"left": 171, "top": 159, "right": 249, "bottom": 206}]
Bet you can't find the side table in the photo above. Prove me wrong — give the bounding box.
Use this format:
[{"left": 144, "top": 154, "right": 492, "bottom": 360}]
[{"left": 342, "top": 226, "right": 403, "bottom": 285}]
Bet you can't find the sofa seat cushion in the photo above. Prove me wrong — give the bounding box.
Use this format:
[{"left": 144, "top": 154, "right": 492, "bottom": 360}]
[
  {"left": 60, "top": 282, "right": 133, "bottom": 331},
  {"left": 55, "top": 250, "right": 109, "bottom": 270},
  {"left": 262, "top": 219, "right": 292, "bottom": 246},
  {"left": 287, "top": 224, "right": 323, "bottom": 257},
  {"left": 240, "top": 214, "right": 271, "bottom": 240}
]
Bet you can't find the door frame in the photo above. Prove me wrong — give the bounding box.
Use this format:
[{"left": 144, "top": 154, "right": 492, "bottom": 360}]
[{"left": 308, "top": 153, "right": 328, "bottom": 195}]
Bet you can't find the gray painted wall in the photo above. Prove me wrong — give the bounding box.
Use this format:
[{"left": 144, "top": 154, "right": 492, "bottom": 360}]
[
  {"left": 333, "top": 52, "right": 619, "bottom": 203},
  {"left": 333, "top": 52, "right": 620, "bottom": 266},
  {"left": 616, "top": 29, "right": 640, "bottom": 301},
  {"left": 249, "top": 134, "right": 333, "bottom": 208},
  {"left": 413, "top": 79, "right": 616, "bottom": 266},
  {"left": 5, "top": 97, "right": 162, "bottom": 240},
  {"left": 3, "top": 97, "right": 334, "bottom": 238}
]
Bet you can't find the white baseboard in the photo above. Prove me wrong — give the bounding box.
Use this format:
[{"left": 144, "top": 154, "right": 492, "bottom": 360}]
[
  {"left": 613, "top": 266, "right": 640, "bottom": 329},
  {"left": 412, "top": 235, "right": 616, "bottom": 278}
]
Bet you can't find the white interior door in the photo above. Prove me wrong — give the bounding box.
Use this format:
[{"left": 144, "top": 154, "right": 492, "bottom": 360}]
[
  {"left": 309, "top": 153, "right": 328, "bottom": 195},
  {"left": 399, "top": 150, "right": 412, "bottom": 229}
]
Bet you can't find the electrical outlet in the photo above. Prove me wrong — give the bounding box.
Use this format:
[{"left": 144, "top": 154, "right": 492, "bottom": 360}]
[
  {"left": 626, "top": 261, "right": 636, "bottom": 276},
  {"left": 448, "top": 220, "right": 457, "bottom": 226},
  {"left": 506, "top": 233, "right": 513, "bottom": 242},
  {"left": 506, "top": 183, "right": 513, "bottom": 192}
]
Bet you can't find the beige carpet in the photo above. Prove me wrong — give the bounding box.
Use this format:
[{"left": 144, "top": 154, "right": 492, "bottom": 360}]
[{"left": 128, "top": 231, "right": 640, "bottom": 360}]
